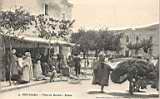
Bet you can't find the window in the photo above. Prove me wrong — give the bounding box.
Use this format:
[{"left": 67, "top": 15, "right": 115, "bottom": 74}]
[{"left": 45, "top": 4, "right": 48, "bottom": 15}]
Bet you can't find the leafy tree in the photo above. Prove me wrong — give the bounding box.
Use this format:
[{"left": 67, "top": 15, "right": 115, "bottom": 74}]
[
  {"left": 71, "top": 29, "right": 84, "bottom": 43},
  {"left": 34, "top": 14, "right": 75, "bottom": 56},
  {"left": 35, "top": 14, "right": 74, "bottom": 39},
  {"left": 127, "top": 42, "right": 143, "bottom": 55},
  {"left": 0, "top": 7, "right": 34, "bottom": 36},
  {"left": 127, "top": 36, "right": 153, "bottom": 56},
  {"left": 100, "top": 31, "right": 122, "bottom": 55},
  {"left": 0, "top": 7, "right": 35, "bottom": 85},
  {"left": 71, "top": 29, "right": 123, "bottom": 57},
  {"left": 142, "top": 37, "right": 153, "bottom": 54},
  {"left": 110, "top": 33, "right": 123, "bottom": 53},
  {"left": 77, "top": 30, "right": 96, "bottom": 58}
]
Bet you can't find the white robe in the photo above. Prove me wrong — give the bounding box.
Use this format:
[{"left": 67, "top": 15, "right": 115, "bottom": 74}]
[
  {"left": 33, "top": 61, "right": 44, "bottom": 80},
  {"left": 24, "top": 57, "right": 33, "bottom": 80},
  {"left": 18, "top": 58, "right": 30, "bottom": 82}
]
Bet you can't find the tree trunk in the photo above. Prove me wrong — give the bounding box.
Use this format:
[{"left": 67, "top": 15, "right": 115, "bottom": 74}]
[
  {"left": 83, "top": 51, "right": 86, "bottom": 59},
  {"left": 9, "top": 38, "right": 12, "bottom": 86},
  {"left": 2, "top": 36, "right": 6, "bottom": 81},
  {"left": 95, "top": 49, "right": 98, "bottom": 58},
  {"left": 129, "top": 81, "right": 134, "bottom": 95},
  {"left": 95, "top": 49, "right": 101, "bottom": 59},
  {"left": 48, "top": 39, "right": 51, "bottom": 59}
]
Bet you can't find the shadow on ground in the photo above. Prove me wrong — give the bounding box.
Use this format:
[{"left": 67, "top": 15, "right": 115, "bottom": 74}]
[
  {"left": 87, "top": 91, "right": 107, "bottom": 94},
  {"left": 107, "top": 92, "right": 159, "bottom": 98},
  {"left": 87, "top": 91, "right": 159, "bottom": 98}
]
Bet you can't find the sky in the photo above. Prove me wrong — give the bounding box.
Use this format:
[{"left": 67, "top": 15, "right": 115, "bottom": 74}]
[
  {"left": 0, "top": 0, "right": 159, "bottom": 31},
  {"left": 69, "top": 0, "right": 159, "bottom": 31}
]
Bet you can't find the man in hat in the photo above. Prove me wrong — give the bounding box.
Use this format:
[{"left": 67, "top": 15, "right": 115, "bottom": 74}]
[{"left": 92, "top": 53, "right": 113, "bottom": 93}]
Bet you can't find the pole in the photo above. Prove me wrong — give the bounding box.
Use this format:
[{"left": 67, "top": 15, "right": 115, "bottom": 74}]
[{"left": 9, "top": 37, "right": 12, "bottom": 86}]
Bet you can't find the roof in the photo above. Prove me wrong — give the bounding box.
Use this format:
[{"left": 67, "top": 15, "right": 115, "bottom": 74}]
[
  {"left": 19, "top": 36, "right": 75, "bottom": 46},
  {"left": 1, "top": 34, "right": 75, "bottom": 48}
]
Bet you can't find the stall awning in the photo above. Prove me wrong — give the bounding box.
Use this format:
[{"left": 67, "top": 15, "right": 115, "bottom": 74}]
[{"left": 1, "top": 35, "right": 75, "bottom": 48}]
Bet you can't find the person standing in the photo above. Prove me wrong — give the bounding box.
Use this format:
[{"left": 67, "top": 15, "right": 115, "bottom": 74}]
[
  {"left": 23, "top": 52, "right": 33, "bottom": 81},
  {"left": 56, "top": 53, "right": 64, "bottom": 73},
  {"left": 18, "top": 55, "right": 30, "bottom": 84},
  {"left": 73, "top": 54, "right": 81, "bottom": 76},
  {"left": 92, "top": 53, "right": 113, "bottom": 93},
  {"left": 33, "top": 60, "right": 45, "bottom": 81},
  {"left": 10, "top": 49, "right": 20, "bottom": 85},
  {"left": 156, "top": 58, "right": 159, "bottom": 91},
  {"left": 49, "top": 66, "right": 57, "bottom": 82}
]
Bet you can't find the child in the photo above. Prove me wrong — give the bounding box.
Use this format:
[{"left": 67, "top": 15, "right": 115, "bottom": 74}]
[{"left": 50, "top": 66, "right": 57, "bottom": 82}]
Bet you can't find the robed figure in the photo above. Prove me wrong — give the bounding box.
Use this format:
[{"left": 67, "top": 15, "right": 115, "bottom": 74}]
[{"left": 92, "top": 53, "right": 113, "bottom": 93}]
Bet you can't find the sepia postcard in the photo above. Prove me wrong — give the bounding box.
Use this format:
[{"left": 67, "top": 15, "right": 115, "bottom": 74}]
[{"left": 0, "top": 0, "right": 159, "bottom": 99}]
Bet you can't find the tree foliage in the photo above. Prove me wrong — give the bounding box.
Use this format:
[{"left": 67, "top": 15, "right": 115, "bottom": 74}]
[
  {"left": 0, "top": 7, "right": 75, "bottom": 40},
  {"left": 127, "top": 42, "right": 143, "bottom": 50},
  {"left": 0, "top": 7, "right": 35, "bottom": 85},
  {"left": 71, "top": 29, "right": 123, "bottom": 56},
  {"left": 142, "top": 37, "right": 153, "bottom": 53},
  {"left": 35, "top": 14, "right": 75, "bottom": 40},
  {"left": 127, "top": 37, "right": 153, "bottom": 54},
  {"left": 0, "top": 7, "right": 35, "bottom": 36}
]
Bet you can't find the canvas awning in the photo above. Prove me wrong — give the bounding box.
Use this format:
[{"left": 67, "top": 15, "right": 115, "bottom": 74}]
[{"left": 2, "top": 35, "right": 75, "bottom": 48}]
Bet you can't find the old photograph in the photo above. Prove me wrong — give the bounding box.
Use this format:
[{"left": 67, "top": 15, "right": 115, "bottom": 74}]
[{"left": 0, "top": 0, "right": 159, "bottom": 99}]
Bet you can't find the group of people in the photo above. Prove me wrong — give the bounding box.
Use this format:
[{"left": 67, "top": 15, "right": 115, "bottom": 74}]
[
  {"left": 8, "top": 48, "right": 83, "bottom": 85},
  {"left": 8, "top": 48, "right": 159, "bottom": 93},
  {"left": 10, "top": 49, "right": 34, "bottom": 84},
  {"left": 49, "top": 53, "right": 82, "bottom": 82}
]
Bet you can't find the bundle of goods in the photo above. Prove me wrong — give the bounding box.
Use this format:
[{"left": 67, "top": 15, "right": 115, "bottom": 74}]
[{"left": 111, "top": 59, "right": 157, "bottom": 84}]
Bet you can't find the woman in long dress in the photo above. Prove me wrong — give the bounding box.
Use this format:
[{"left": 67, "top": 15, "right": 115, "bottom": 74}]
[
  {"left": 33, "top": 60, "right": 45, "bottom": 81},
  {"left": 17, "top": 55, "right": 30, "bottom": 84},
  {"left": 92, "top": 53, "right": 113, "bottom": 93},
  {"left": 24, "top": 52, "right": 34, "bottom": 80}
]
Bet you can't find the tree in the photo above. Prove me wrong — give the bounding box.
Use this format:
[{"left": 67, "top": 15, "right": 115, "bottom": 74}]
[
  {"left": 71, "top": 29, "right": 123, "bottom": 57},
  {"left": 71, "top": 29, "right": 84, "bottom": 55},
  {"left": 71, "top": 29, "right": 98, "bottom": 57},
  {"left": 99, "top": 31, "right": 122, "bottom": 54},
  {"left": 127, "top": 42, "right": 143, "bottom": 55},
  {"left": 142, "top": 37, "right": 153, "bottom": 55},
  {"left": 71, "top": 29, "right": 84, "bottom": 43},
  {"left": 77, "top": 30, "right": 96, "bottom": 58},
  {"left": 127, "top": 36, "right": 153, "bottom": 56},
  {"left": 34, "top": 14, "right": 75, "bottom": 56},
  {"left": 0, "top": 7, "right": 35, "bottom": 85},
  {"left": 110, "top": 33, "right": 123, "bottom": 53},
  {"left": 0, "top": 7, "right": 34, "bottom": 36},
  {"left": 35, "top": 14, "right": 74, "bottom": 39}
]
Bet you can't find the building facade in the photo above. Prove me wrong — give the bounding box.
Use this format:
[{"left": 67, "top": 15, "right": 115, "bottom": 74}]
[
  {"left": 0, "top": 0, "right": 73, "bottom": 80},
  {"left": 0, "top": 0, "right": 73, "bottom": 19},
  {"left": 118, "top": 24, "right": 159, "bottom": 57}
]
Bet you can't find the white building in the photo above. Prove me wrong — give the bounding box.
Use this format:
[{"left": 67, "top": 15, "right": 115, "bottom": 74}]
[
  {"left": 112, "top": 24, "right": 159, "bottom": 57},
  {"left": 0, "top": 0, "right": 73, "bottom": 19}
]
